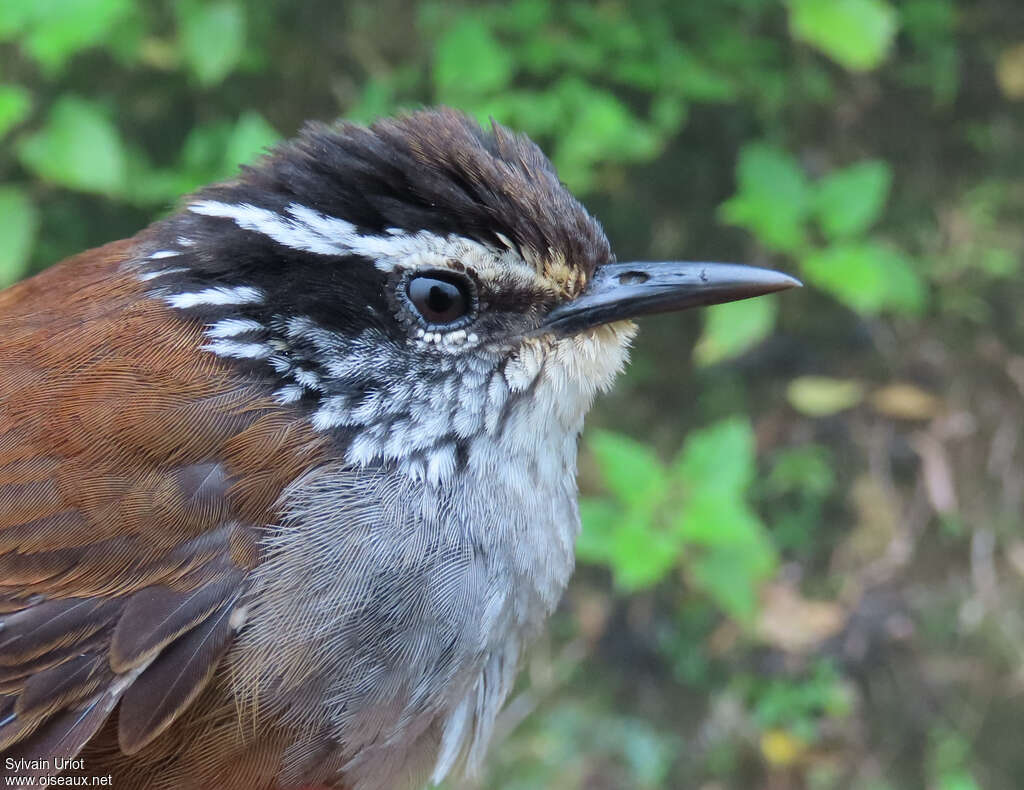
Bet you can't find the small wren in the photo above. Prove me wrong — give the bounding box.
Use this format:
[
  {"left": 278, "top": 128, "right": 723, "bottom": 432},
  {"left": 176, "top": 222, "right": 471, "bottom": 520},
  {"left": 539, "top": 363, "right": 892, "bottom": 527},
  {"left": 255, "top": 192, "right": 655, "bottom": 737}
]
[{"left": 0, "top": 109, "right": 797, "bottom": 789}]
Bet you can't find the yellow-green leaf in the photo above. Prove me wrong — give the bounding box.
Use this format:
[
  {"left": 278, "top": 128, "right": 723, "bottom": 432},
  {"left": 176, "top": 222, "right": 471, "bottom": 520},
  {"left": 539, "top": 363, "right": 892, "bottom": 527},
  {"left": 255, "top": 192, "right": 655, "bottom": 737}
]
[
  {"left": 178, "top": 0, "right": 246, "bottom": 86},
  {"left": 694, "top": 296, "right": 778, "bottom": 366},
  {"left": 225, "top": 111, "right": 280, "bottom": 169},
  {"left": 719, "top": 143, "right": 810, "bottom": 254},
  {"left": 17, "top": 95, "right": 126, "bottom": 196},
  {"left": 0, "top": 186, "right": 38, "bottom": 287},
  {"left": 672, "top": 417, "right": 757, "bottom": 494},
  {"left": 814, "top": 160, "right": 892, "bottom": 240},
  {"left": 20, "top": 0, "right": 133, "bottom": 72},
  {"left": 789, "top": 0, "right": 898, "bottom": 71},
  {"left": 0, "top": 84, "right": 30, "bottom": 139},
  {"left": 801, "top": 241, "right": 925, "bottom": 315},
  {"left": 786, "top": 376, "right": 865, "bottom": 417},
  {"left": 996, "top": 43, "right": 1024, "bottom": 100},
  {"left": 434, "top": 17, "right": 513, "bottom": 99},
  {"left": 588, "top": 430, "right": 667, "bottom": 511}
]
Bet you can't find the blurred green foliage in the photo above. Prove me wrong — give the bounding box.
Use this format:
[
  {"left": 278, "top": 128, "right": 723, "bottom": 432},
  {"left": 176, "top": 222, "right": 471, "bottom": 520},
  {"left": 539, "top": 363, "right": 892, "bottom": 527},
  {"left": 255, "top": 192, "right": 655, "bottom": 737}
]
[
  {"left": 579, "top": 418, "right": 776, "bottom": 621},
  {"left": 788, "top": 0, "right": 898, "bottom": 71},
  {"left": 3, "top": 0, "right": 1024, "bottom": 788}
]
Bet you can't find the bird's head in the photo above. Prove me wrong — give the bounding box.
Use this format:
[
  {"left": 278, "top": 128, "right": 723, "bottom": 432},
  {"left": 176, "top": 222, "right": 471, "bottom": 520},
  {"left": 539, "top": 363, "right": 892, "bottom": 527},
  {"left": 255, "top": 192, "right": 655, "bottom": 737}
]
[{"left": 140, "top": 108, "right": 797, "bottom": 485}]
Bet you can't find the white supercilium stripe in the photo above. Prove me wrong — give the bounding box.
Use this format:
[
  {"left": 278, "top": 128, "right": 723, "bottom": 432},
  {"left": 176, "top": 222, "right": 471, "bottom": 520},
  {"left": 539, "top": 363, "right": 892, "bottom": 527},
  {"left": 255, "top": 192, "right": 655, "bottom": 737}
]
[
  {"left": 190, "top": 201, "right": 345, "bottom": 256},
  {"left": 166, "top": 286, "right": 264, "bottom": 309},
  {"left": 188, "top": 200, "right": 522, "bottom": 275}
]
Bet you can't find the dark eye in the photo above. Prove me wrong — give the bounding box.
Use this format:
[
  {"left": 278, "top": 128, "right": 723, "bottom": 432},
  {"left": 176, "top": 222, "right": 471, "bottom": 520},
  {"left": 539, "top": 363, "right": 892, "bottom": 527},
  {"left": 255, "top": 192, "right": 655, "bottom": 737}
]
[{"left": 406, "top": 273, "right": 473, "bottom": 326}]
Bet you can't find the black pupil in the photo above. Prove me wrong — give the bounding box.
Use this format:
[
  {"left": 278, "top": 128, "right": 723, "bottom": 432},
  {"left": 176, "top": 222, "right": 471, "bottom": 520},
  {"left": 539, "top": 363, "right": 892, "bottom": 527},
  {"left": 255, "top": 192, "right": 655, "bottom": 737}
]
[{"left": 408, "top": 276, "right": 469, "bottom": 325}]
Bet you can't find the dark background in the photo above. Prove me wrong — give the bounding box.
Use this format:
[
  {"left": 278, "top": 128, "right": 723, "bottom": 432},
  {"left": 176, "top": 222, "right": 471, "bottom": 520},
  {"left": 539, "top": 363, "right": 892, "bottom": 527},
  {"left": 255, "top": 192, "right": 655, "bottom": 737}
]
[{"left": 2, "top": 1, "right": 1023, "bottom": 787}]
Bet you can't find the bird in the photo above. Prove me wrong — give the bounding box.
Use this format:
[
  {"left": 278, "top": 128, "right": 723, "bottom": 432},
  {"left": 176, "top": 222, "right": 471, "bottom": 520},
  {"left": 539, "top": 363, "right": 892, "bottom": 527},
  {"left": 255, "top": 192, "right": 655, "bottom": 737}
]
[{"left": 0, "top": 108, "right": 798, "bottom": 789}]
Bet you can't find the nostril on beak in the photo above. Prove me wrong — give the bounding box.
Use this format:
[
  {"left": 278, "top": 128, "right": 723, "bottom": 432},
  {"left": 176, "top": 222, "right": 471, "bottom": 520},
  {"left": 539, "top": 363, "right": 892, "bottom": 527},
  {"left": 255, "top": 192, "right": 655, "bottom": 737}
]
[{"left": 617, "top": 271, "right": 649, "bottom": 286}]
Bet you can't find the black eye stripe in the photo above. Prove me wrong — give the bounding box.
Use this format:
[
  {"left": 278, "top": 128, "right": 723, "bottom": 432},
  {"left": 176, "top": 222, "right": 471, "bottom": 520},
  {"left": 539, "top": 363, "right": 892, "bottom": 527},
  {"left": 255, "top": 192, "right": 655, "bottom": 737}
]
[{"left": 406, "top": 272, "right": 474, "bottom": 329}]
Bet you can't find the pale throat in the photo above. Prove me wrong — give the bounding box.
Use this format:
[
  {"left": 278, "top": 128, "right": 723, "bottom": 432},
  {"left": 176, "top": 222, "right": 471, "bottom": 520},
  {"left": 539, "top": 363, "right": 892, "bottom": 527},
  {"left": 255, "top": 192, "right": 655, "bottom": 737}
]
[
  {"left": 463, "top": 319, "right": 637, "bottom": 532},
  {"left": 504, "top": 320, "right": 637, "bottom": 427}
]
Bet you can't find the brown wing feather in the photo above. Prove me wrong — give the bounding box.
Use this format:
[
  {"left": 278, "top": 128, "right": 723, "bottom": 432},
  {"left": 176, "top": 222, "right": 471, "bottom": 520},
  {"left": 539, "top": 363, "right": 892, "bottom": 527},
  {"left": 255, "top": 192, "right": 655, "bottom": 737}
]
[
  {"left": 5, "top": 692, "right": 125, "bottom": 774},
  {"left": 118, "top": 597, "right": 238, "bottom": 754},
  {"left": 18, "top": 653, "right": 110, "bottom": 718},
  {"left": 0, "top": 240, "right": 327, "bottom": 765}
]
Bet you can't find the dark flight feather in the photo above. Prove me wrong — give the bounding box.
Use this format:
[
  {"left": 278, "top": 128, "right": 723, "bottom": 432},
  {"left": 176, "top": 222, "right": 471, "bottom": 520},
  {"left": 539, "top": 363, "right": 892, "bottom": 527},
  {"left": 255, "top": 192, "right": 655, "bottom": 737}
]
[
  {"left": 6, "top": 692, "right": 123, "bottom": 773},
  {"left": 109, "top": 570, "right": 244, "bottom": 673},
  {"left": 16, "top": 652, "right": 110, "bottom": 717},
  {"left": 117, "top": 597, "right": 237, "bottom": 755},
  {"left": 0, "top": 598, "right": 122, "bottom": 666}
]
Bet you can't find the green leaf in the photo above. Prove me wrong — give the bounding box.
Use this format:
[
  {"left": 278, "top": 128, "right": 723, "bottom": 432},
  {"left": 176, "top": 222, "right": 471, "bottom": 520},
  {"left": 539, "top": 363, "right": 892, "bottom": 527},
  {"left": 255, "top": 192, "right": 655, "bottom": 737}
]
[
  {"left": 789, "top": 0, "right": 898, "bottom": 71},
  {"left": 672, "top": 417, "right": 757, "bottom": 496},
  {"left": 17, "top": 95, "right": 126, "bottom": 196},
  {"left": 491, "top": 0, "right": 552, "bottom": 34},
  {"left": 553, "top": 79, "right": 660, "bottom": 192},
  {"left": 576, "top": 498, "right": 620, "bottom": 565},
  {"left": 224, "top": 111, "right": 280, "bottom": 169},
  {"left": 434, "top": 17, "right": 514, "bottom": 99},
  {"left": 579, "top": 498, "right": 685, "bottom": 591},
  {"left": 676, "top": 491, "right": 761, "bottom": 547},
  {"left": 561, "top": 83, "right": 654, "bottom": 158},
  {"left": 122, "top": 159, "right": 194, "bottom": 205},
  {"left": 677, "top": 496, "right": 776, "bottom": 622},
  {"left": 178, "top": 0, "right": 246, "bottom": 86},
  {"left": 0, "top": 84, "right": 30, "bottom": 139},
  {"left": 814, "top": 160, "right": 892, "bottom": 239},
  {"left": 786, "top": 376, "right": 864, "bottom": 417},
  {"left": 694, "top": 296, "right": 778, "bottom": 366},
  {"left": 473, "top": 89, "right": 563, "bottom": 136},
  {"left": 650, "top": 93, "right": 688, "bottom": 134},
  {"left": 719, "top": 143, "right": 810, "bottom": 254},
  {"left": 128, "top": 112, "right": 279, "bottom": 203},
  {"left": 180, "top": 120, "right": 234, "bottom": 173},
  {"left": 588, "top": 430, "right": 667, "bottom": 511},
  {"left": 671, "top": 51, "right": 738, "bottom": 102},
  {"left": 801, "top": 241, "right": 925, "bottom": 314},
  {"left": 0, "top": 186, "right": 39, "bottom": 287},
  {"left": 19, "top": 0, "right": 133, "bottom": 72},
  {"left": 609, "top": 515, "right": 683, "bottom": 591},
  {"left": 580, "top": 499, "right": 685, "bottom": 592},
  {"left": 937, "top": 775, "right": 981, "bottom": 790},
  {"left": 348, "top": 78, "right": 399, "bottom": 124},
  {"left": 0, "top": 2, "right": 34, "bottom": 39},
  {"left": 882, "top": 247, "right": 928, "bottom": 314},
  {"left": 765, "top": 445, "right": 836, "bottom": 498},
  {"left": 690, "top": 540, "right": 773, "bottom": 623}
]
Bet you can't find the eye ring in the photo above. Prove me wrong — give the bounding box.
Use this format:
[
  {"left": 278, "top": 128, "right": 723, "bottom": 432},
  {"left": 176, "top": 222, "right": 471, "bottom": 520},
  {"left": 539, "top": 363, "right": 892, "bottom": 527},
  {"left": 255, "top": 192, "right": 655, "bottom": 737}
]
[{"left": 401, "top": 270, "right": 477, "bottom": 330}]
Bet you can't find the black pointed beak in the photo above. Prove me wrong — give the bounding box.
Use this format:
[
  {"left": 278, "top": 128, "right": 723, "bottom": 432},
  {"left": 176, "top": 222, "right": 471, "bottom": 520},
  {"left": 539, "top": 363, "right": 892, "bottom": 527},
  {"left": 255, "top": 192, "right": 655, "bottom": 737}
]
[{"left": 541, "top": 261, "right": 801, "bottom": 335}]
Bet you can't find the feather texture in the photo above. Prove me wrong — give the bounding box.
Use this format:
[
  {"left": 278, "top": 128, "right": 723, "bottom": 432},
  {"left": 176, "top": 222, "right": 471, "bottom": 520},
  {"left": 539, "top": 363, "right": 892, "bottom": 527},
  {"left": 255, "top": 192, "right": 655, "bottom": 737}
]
[
  {"left": 17, "top": 653, "right": 110, "bottom": 717},
  {"left": 0, "top": 240, "right": 327, "bottom": 777},
  {"left": 118, "top": 597, "right": 238, "bottom": 754},
  {"left": 6, "top": 691, "right": 126, "bottom": 773},
  {"left": 109, "top": 570, "right": 245, "bottom": 672},
  {"left": 0, "top": 598, "right": 121, "bottom": 666}
]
